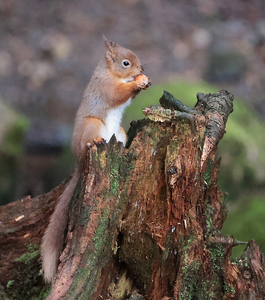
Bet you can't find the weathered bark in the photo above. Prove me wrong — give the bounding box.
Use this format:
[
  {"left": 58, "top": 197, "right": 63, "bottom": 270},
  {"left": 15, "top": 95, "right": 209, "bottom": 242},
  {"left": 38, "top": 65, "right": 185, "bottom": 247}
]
[
  {"left": 0, "top": 180, "right": 67, "bottom": 299},
  {"left": 1, "top": 90, "right": 265, "bottom": 300}
]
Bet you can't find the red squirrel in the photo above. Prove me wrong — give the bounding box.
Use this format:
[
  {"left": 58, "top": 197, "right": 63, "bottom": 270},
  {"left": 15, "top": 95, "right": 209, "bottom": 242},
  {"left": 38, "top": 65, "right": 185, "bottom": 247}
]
[{"left": 41, "top": 37, "right": 151, "bottom": 283}]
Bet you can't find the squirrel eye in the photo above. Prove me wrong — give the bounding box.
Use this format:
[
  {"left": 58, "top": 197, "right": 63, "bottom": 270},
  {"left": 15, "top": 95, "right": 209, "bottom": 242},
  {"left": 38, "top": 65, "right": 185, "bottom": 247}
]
[{"left": 122, "top": 60, "right": 131, "bottom": 67}]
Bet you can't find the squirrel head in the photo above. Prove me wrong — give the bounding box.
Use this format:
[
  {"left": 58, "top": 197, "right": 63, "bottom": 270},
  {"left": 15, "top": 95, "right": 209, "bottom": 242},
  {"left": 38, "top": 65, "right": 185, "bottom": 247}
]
[{"left": 103, "top": 36, "right": 144, "bottom": 82}]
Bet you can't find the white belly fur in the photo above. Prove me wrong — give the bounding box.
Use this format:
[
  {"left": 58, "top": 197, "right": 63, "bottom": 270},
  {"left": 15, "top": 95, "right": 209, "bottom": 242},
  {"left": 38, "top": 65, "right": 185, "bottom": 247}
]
[{"left": 100, "top": 98, "right": 132, "bottom": 145}]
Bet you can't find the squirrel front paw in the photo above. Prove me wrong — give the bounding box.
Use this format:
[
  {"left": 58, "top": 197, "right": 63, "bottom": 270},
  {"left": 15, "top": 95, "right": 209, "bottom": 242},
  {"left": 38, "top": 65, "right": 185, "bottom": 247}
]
[
  {"left": 93, "top": 137, "right": 105, "bottom": 145},
  {"left": 134, "top": 74, "right": 152, "bottom": 90}
]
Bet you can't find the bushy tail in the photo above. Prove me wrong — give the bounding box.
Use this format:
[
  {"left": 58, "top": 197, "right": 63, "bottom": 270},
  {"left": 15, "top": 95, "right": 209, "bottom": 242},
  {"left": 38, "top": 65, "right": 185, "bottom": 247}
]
[{"left": 41, "top": 168, "right": 79, "bottom": 283}]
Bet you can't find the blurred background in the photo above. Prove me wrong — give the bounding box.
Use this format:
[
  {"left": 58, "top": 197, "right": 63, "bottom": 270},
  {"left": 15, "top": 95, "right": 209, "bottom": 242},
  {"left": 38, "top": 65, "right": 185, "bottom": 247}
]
[{"left": 0, "top": 0, "right": 265, "bottom": 257}]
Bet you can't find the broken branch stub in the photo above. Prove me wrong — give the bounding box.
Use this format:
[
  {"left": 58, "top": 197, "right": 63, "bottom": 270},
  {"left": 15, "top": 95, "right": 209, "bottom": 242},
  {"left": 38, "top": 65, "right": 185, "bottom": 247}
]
[{"left": 157, "top": 89, "right": 234, "bottom": 169}]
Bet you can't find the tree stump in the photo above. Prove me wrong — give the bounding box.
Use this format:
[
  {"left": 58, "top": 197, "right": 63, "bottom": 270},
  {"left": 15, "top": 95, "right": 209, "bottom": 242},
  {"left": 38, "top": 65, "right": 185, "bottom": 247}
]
[{"left": 1, "top": 90, "right": 265, "bottom": 300}]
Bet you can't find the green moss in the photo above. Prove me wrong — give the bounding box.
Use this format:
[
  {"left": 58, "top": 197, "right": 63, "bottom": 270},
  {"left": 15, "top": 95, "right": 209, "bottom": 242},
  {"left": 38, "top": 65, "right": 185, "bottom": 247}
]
[
  {"left": 179, "top": 236, "right": 216, "bottom": 299},
  {"left": 28, "top": 243, "right": 38, "bottom": 252},
  {"left": 181, "top": 252, "right": 190, "bottom": 274},
  {"left": 93, "top": 209, "right": 110, "bottom": 252},
  {"left": 179, "top": 260, "right": 201, "bottom": 300},
  {"left": 204, "top": 204, "right": 216, "bottom": 238},
  {"left": 232, "top": 254, "right": 249, "bottom": 269},
  {"left": 15, "top": 244, "right": 40, "bottom": 264},
  {"left": 203, "top": 159, "right": 214, "bottom": 187},
  {"left": 198, "top": 280, "right": 215, "bottom": 300},
  {"left": 179, "top": 259, "right": 216, "bottom": 300},
  {"left": 109, "top": 149, "right": 134, "bottom": 197},
  {"left": 110, "top": 167, "right": 119, "bottom": 196},
  {"left": 35, "top": 287, "right": 52, "bottom": 300},
  {"left": 66, "top": 266, "right": 98, "bottom": 300},
  {"left": 14, "top": 250, "right": 39, "bottom": 264},
  {"left": 207, "top": 243, "right": 225, "bottom": 274},
  {"left": 6, "top": 280, "right": 14, "bottom": 288},
  {"left": 224, "top": 283, "right": 236, "bottom": 294},
  {"left": 179, "top": 236, "right": 227, "bottom": 299}
]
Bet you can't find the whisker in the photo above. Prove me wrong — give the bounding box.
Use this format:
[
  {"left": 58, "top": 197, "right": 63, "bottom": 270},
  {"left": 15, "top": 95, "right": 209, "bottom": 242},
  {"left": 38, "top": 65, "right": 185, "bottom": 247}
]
[{"left": 142, "top": 63, "right": 152, "bottom": 72}]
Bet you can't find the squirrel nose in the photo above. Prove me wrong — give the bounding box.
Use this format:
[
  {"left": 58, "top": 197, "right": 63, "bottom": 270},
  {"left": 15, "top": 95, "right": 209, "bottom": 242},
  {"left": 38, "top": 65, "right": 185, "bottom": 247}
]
[{"left": 140, "top": 65, "right": 145, "bottom": 72}]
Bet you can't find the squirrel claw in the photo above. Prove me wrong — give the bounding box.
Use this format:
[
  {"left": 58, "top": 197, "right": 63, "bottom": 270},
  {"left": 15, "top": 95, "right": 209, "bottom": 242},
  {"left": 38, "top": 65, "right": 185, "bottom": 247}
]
[
  {"left": 146, "top": 77, "right": 152, "bottom": 88},
  {"left": 141, "top": 77, "right": 152, "bottom": 90},
  {"left": 93, "top": 137, "right": 105, "bottom": 145}
]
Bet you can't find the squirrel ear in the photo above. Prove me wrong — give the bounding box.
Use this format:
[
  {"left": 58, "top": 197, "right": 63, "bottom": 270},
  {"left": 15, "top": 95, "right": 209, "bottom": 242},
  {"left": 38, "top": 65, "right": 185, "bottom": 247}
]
[
  {"left": 103, "top": 35, "right": 116, "bottom": 63},
  {"left": 103, "top": 35, "right": 116, "bottom": 49}
]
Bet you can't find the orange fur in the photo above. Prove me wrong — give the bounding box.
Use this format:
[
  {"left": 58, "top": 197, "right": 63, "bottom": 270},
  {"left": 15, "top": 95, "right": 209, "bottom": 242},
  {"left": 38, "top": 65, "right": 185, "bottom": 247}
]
[
  {"left": 41, "top": 37, "right": 151, "bottom": 283},
  {"left": 72, "top": 117, "right": 105, "bottom": 162},
  {"left": 107, "top": 75, "right": 149, "bottom": 107}
]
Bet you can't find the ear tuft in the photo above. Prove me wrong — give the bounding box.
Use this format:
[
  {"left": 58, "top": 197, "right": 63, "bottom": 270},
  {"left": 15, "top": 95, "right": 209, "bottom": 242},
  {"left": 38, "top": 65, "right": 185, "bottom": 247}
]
[
  {"left": 103, "top": 35, "right": 116, "bottom": 50},
  {"left": 103, "top": 35, "right": 116, "bottom": 63}
]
